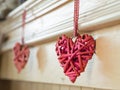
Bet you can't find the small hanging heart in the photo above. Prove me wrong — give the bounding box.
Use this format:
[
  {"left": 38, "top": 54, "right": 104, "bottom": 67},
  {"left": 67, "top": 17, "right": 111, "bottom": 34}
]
[
  {"left": 13, "top": 42, "right": 30, "bottom": 73},
  {"left": 13, "top": 10, "right": 30, "bottom": 73},
  {"left": 55, "top": 34, "right": 95, "bottom": 83}
]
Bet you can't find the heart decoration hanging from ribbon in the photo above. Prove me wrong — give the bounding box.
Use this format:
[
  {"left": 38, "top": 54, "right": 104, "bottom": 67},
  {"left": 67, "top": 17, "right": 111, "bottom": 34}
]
[
  {"left": 56, "top": 34, "right": 95, "bottom": 83},
  {"left": 55, "top": 0, "right": 95, "bottom": 83},
  {"left": 13, "top": 42, "right": 30, "bottom": 73},
  {"left": 13, "top": 10, "right": 30, "bottom": 73}
]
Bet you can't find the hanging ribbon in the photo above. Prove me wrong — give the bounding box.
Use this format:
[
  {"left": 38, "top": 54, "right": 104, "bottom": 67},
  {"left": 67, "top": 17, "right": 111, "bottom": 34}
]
[
  {"left": 55, "top": 0, "right": 95, "bottom": 83},
  {"left": 74, "top": 0, "right": 79, "bottom": 36},
  {"left": 13, "top": 9, "right": 30, "bottom": 73},
  {"left": 22, "top": 10, "right": 26, "bottom": 45}
]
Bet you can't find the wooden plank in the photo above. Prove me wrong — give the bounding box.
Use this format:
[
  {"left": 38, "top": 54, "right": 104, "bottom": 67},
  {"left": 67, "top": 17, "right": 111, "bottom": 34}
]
[
  {"left": 1, "top": 24, "right": 120, "bottom": 89},
  {"left": 25, "top": 82, "right": 32, "bottom": 90},
  {"left": 94, "top": 88, "right": 111, "bottom": 90},
  {"left": 31, "top": 82, "right": 38, "bottom": 90},
  {"left": 90, "top": 24, "right": 120, "bottom": 89},
  {"left": 37, "top": 83, "right": 44, "bottom": 90},
  {"left": 0, "top": 24, "right": 120, "bottom": 89},
  {"left": 52, "top": 84, "right": 60, "bottom": 90},
  {"left": 44, "top": 84, "right": 53, "bottom": 90},
  {"left": 1, "top": 80, "right": 117, "bottom": 90},
  {"left": 10, "top": 81, "right": 17, "bottom": 90},
  {"left": 60, "top": 85, "right": 70, "bottom": 90},
  {"left": 13, "top": 81, "right": 20, "bottom": 90},
  {"left": 19, "top": 82, "right": 26, "bottom": 90},
  {"left": 70, "top": 86, "right": 81, "bottom": 90},
  {"left": 1, "top": 0, "right": 120, "bottom": 52},
  {"left": 0, "top": 53, "right": 8, "bottom": 79},
  {"left": 82, "top": 87, "right": 94, "bottom": 90}
]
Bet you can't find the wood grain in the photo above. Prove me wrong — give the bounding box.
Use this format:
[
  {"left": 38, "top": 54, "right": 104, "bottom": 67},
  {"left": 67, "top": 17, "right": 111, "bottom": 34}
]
[
  {"left": 0, "top": 80, "right": 116, "bottom": 90},
  {"left": 82, "top": 87, "right": 94, "bottom": 90}
]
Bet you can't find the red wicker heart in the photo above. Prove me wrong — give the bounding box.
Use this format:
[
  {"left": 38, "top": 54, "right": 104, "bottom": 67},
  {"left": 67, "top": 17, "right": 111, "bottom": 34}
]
[
  {"left": 55, "top": 34, "right": 95, "bottom": 83},
  {"left": 13, "top": 42, "right": 30, "bottom": 73}
]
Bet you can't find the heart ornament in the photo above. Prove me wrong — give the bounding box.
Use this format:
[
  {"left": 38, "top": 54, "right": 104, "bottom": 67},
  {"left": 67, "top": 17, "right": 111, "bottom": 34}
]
[
  {"left": 13, "top": 42, "right": 30, "bottom": 73},
  {"left": 55, "top": 34, "right": 95, "bottom": 82},
  {"left": 13, "top": 10, "right": 30, "bottom": 73}
]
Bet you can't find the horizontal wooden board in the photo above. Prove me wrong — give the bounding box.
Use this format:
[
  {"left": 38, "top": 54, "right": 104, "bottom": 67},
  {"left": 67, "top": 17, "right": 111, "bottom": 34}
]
[
  {"left": 1, "top": 24, "right": 120, "bottom": 89},
  {"left": 1, "top": 0, "right": 120, "bottom": 52},
  {"left": 0, "top": 80, "right": 115, "bottom": 90}
]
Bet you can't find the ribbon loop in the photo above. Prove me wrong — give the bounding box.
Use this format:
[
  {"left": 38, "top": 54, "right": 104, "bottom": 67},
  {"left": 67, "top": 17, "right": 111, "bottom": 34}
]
[
  {"left": 74, "top": 0, "right": 79, "bottom": 36},
  {"left": 22, "top": 10, "right": 26, "bottom": 45}
]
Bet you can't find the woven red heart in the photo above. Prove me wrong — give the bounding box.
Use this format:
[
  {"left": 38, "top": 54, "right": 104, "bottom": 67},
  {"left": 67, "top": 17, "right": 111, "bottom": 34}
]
[
  {"left": 55, "top": 34, "right": 95, "bottom": 83},
  {"left": 13, "top": 42, "right": 30, "bottom": 73}
]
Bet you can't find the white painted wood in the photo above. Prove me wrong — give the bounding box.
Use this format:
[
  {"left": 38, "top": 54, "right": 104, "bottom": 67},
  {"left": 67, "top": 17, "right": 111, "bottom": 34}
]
[
  {"left": 70, "top": 86, "right": 81, "bottom": 90},
  {"left": 0, "top": 52, "right": 8, "bottom": 79},
  {"left": 94, "top": 89, "right": 111, "bottom": 90},
  {"left": 19, "top": 82, "right": 26, "bottom": 90},
  {"left": 37, "top": 83, "right": 44, "bottom": 90},
  {"left": 1, "top": 80, "right": 117, "bottom": 90},
  {"left": 1, "top": 0, "right": 120, "bottom": 52},
  {"left": 52, "top": 84, "right": 60, "bottom": 90},
  {"left": 44, "top": 84, "right": 53, "bottom": 90},
  {"left": 60, "top": 85, "right": 70, "bottom": 90},
  {"left": 0, "top": 80, "right": 102, "bottom": 90},
  {"left": 0, "top": 0, "right": 68, "bottom": 34},
  {"left": 13, "top": 81, "right": 21, "bottom": 90},
  {"left": 82, "top": 87, "right": 94, "bottom": 90},
  {"left": 90, "top": 25, "right": 120, "bottom": 89},
  {"left": 1, "top": 25, "right": 120, "bottom": 89},
  {"left": 26, "top": 82, "right": 32, "bottom": 90},
  {"left": 31, "top": 83, "right": 38, "bottom": 90},
  {"left": 7, "top": 51, "right": 15, "bottom": 79},
  {"left": 1, "top": 24, "right": 120, "bottom": 89}
]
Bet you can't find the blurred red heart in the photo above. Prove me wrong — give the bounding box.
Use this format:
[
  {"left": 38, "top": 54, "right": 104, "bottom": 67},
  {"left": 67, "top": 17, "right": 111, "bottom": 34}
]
[
  {"left": 55, "top": 34, "right": 95, "bottom": 83},
  {"left": 13, "top": 42, "right": 30, "bottom": 73}
]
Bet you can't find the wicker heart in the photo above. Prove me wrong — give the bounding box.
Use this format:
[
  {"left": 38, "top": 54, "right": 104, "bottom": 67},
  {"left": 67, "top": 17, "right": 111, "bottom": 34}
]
[
  {"left": 55, "top": 34, "right": 95, "bottom": 83},
  {"left": 13, "top": 42, "right": 30, "bottom": 73}
]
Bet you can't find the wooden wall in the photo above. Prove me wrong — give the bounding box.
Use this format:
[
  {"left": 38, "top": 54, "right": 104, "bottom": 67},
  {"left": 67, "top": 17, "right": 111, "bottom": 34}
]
[
  {"left": 0, "top": 80, "right": 113, "bottom": 90},
  {"left": 1, "top": 24, "right": 120, "bottom": 90},
  {"left": 0, "top": 0, "right": 120, "bottom": 90}
]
